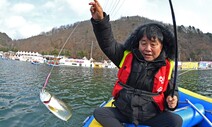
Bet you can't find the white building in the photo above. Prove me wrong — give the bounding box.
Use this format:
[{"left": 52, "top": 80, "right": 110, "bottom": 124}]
[{"left": 16, "top": 51, "right": 46, "bottom": 63}]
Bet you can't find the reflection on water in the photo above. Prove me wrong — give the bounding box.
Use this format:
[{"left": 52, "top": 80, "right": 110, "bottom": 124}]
[{"left": 0, "top": 60, "right": 211, "bottom": 127}]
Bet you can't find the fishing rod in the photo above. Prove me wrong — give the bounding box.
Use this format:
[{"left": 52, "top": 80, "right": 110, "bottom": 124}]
[
  {"left": 168, "top": 2, "right": 212, "bottom": 125},
  {"left": 168, "top": 0, "right": 178, "bottom": 97}
]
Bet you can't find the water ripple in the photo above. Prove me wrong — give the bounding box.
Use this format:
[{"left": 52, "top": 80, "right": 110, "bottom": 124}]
[{"left": 0, "top": 60, "right": 211, "bottom": 127}]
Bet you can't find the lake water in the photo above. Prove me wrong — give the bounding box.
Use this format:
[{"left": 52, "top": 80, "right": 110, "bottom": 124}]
[{"left": 0, "top": 59, "right": 211, "bottom": 127}]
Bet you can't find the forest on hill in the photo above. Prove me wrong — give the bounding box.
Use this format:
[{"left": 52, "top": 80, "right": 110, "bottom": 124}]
[
  {"left": 1, "top": 16, "right": 212, "bottom": 61},
  {"left": 0, "top": 32, "right": 12, "bottom": 49}
]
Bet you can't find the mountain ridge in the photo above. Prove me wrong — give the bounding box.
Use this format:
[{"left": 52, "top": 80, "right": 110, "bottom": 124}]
[{"left": 1, "top": 16, "right": 211, "bottom": 61}]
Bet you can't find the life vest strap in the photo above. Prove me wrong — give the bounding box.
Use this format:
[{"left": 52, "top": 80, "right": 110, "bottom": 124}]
[{"left": 118, "top": 81, "right": 159, "bottom": 97}]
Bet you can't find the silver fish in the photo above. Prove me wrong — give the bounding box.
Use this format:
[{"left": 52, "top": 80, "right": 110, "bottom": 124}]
[{"left": 40, "top": 89, "right": 72, "bottom": 121}]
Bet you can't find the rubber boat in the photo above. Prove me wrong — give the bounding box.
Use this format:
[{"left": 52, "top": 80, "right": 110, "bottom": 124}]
[{"left": 83, "top": 87, "right": 212, "bottom": 127}]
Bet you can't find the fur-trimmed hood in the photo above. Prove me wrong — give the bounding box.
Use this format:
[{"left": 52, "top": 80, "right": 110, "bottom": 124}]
[{"left": 124, "top": 23, "right": 175, "bottom": 60}]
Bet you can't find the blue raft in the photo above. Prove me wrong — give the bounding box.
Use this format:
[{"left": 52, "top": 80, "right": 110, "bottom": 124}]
[{"left": 83, "top": 87, "right": 212, "bottom": 127}]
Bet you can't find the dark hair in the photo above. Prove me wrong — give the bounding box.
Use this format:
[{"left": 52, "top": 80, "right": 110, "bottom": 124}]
[
  {"left": 138, "top": 24, "right": 164, "bottom": 44},
  {"left": 124, "top": 23, "right": 175, "bottom": 59}
]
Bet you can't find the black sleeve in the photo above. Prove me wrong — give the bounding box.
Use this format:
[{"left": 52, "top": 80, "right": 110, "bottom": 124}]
[{"left": 90, "top": 12, "right": 125, "bottom": 67}]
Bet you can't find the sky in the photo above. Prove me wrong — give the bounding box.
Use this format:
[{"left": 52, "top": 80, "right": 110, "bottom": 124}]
[{"left": 0, "top": 0, "right": 212, "bottom": 40}]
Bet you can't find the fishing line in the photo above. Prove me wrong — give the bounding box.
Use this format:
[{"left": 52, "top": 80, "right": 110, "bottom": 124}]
[
  {"left": 178, "top": 69, "right": 194, "bottom": 76},
  {"left": 103, "top": 0, "right": 109, "bottom": 11},
  {"left": 109, "top": 0, "right": 121, "bottom": 17},
  {"left": 40, "top": 22, "right": 79, "bottom": 122},
  {"left": 106, "top": 0, "right": 117, "bottom": 15},
  {"left": 42, "top": 23, "right": 80, "bottom": 90},
  {"left": 111, "top": 0, "right": 126, "bottom": 18}
]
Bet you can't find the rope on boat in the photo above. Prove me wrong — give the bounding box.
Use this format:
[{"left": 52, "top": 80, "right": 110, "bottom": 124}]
[
  {"left": 205, "top": 110, "right": 212, "bottom": 114},
  {"left": 186, "top": 99, "right": 212, "bottom": 126}
]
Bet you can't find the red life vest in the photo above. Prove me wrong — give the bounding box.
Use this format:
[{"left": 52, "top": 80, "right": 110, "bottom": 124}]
[{"left": 112, "top": 51, "right": 174, "bottom": 111}]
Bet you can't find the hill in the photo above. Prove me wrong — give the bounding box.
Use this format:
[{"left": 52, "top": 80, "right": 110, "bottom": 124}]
[
  {"left": 0, "top": 32, "right": 12, "bottom": 50},
  {"left": 1, "top": 16, "right": 212, "bottom": 61}
]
